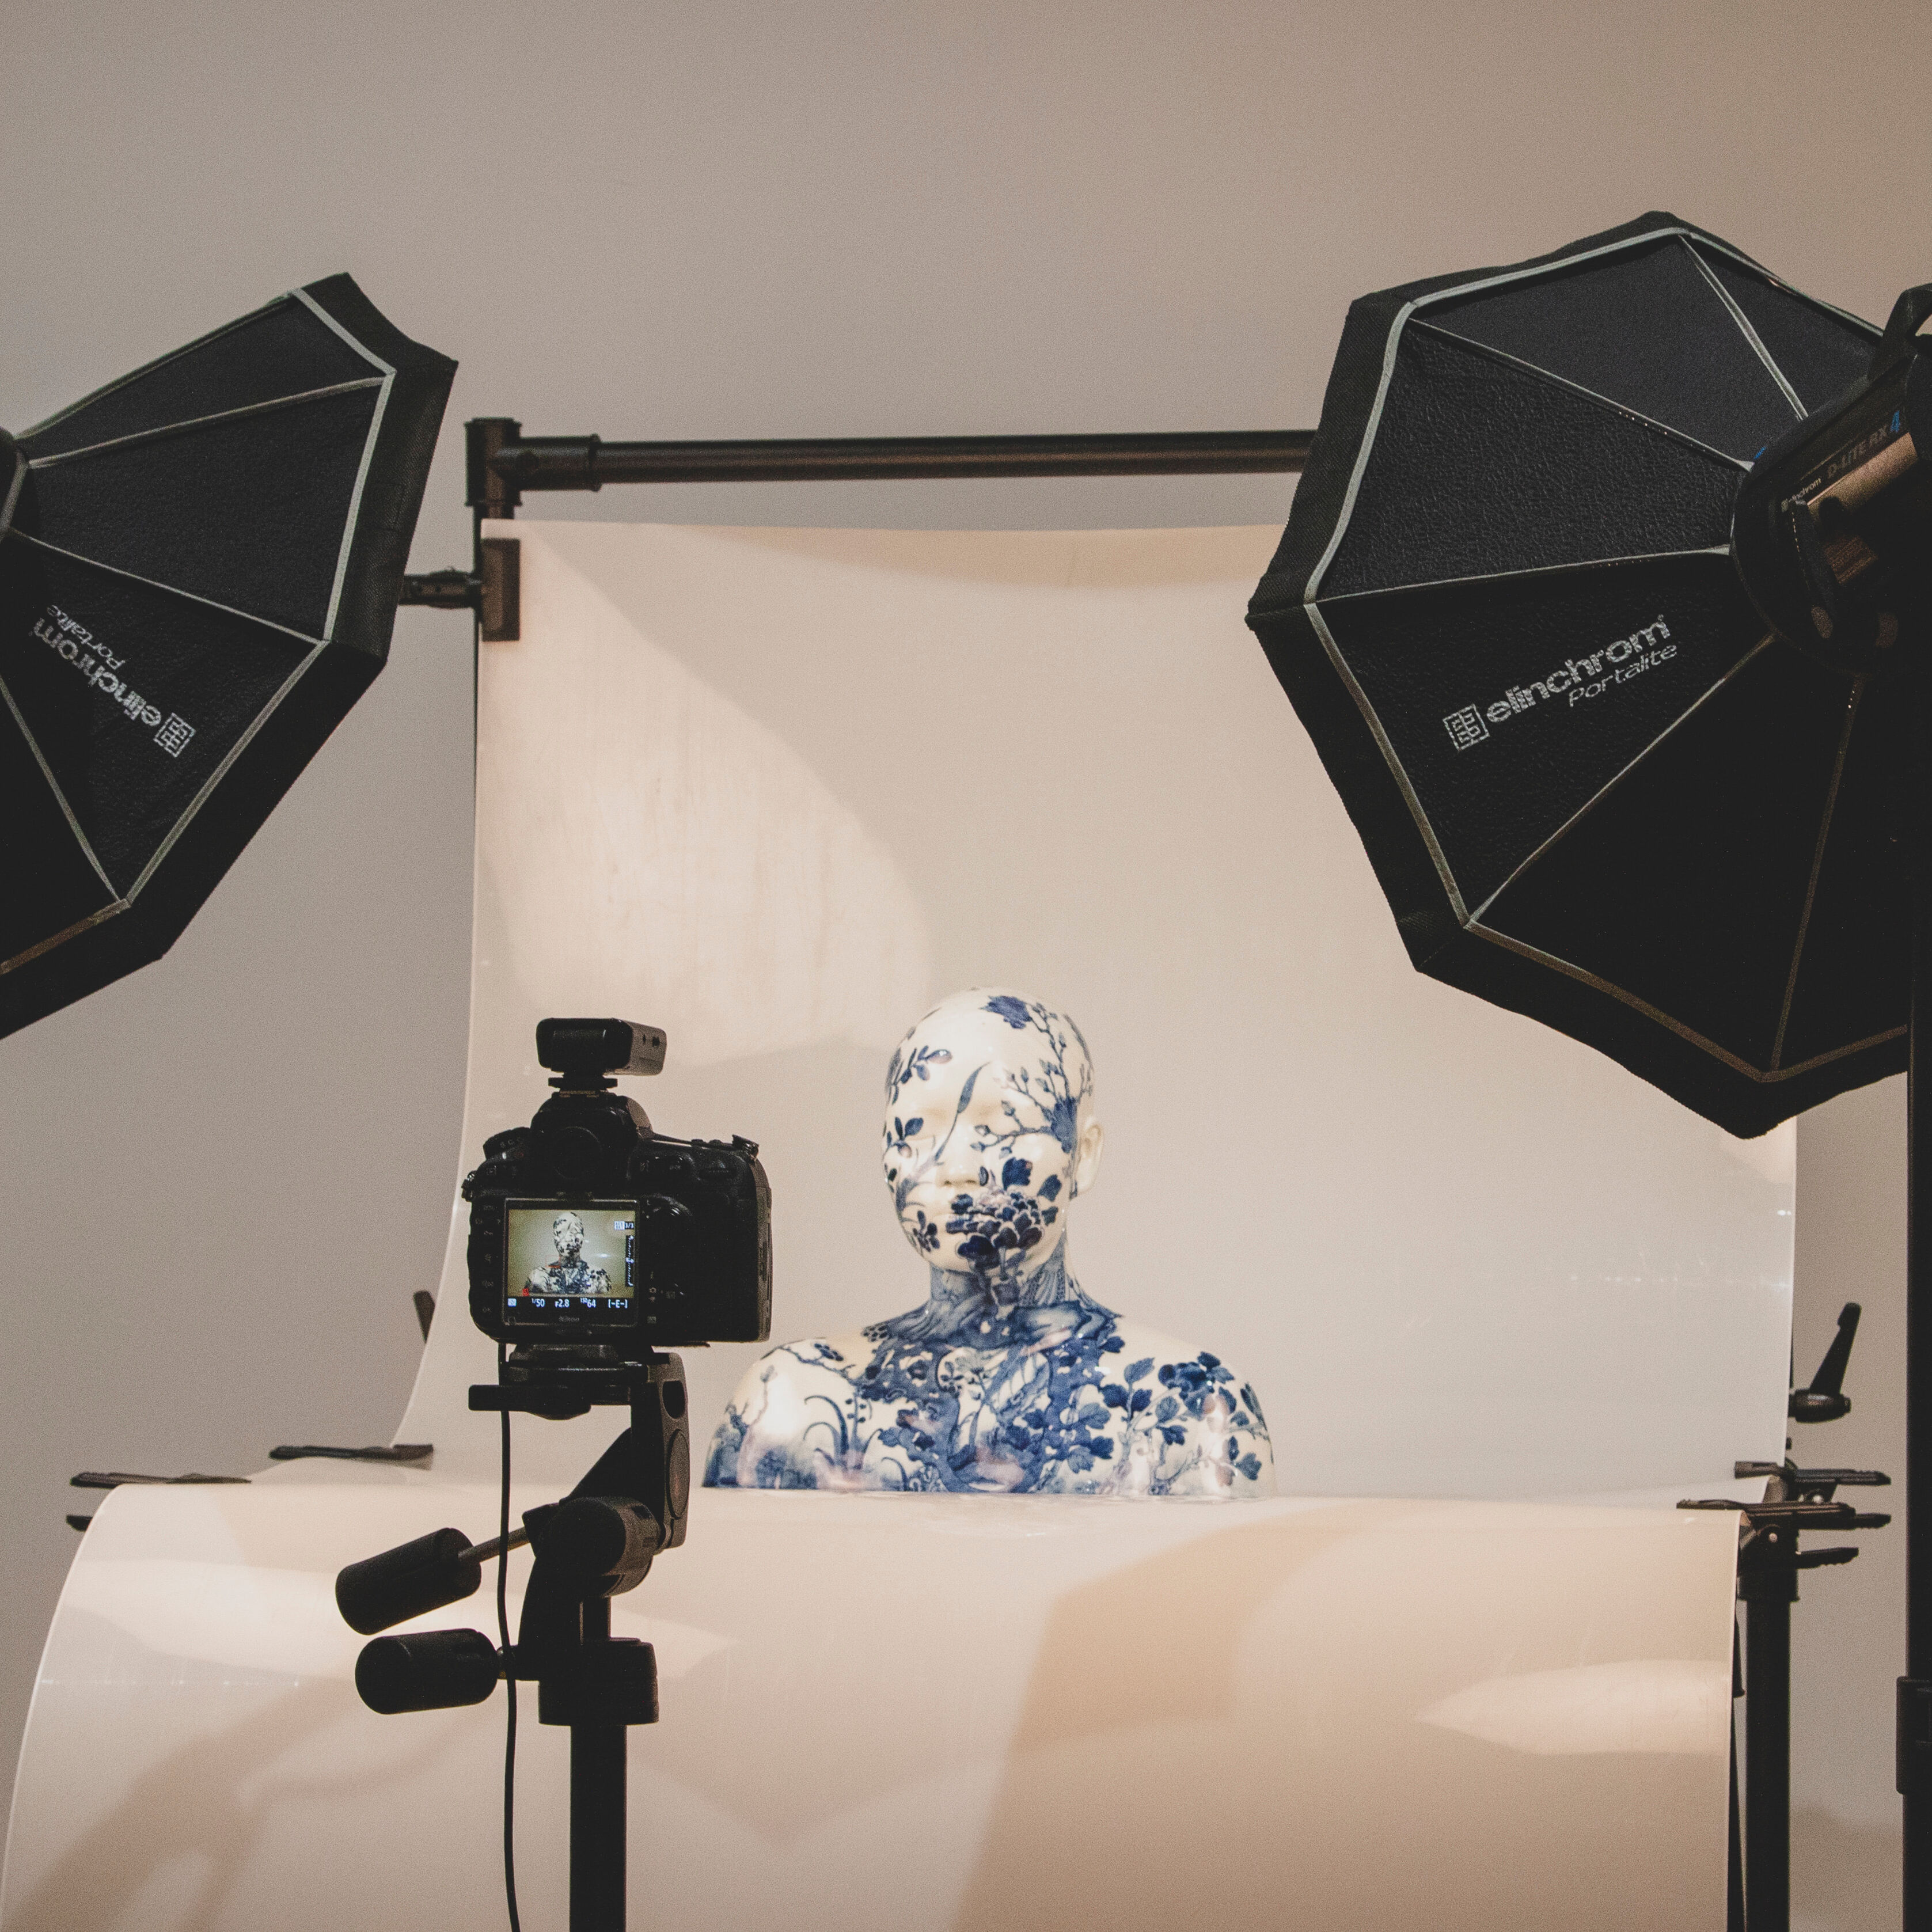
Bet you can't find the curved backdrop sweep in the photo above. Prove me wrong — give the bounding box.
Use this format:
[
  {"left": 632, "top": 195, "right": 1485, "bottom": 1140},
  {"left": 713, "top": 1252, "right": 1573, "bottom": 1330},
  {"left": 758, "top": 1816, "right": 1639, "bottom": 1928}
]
[{"left": 3, "top": 523, "right": 1787, "bottom": 1931}]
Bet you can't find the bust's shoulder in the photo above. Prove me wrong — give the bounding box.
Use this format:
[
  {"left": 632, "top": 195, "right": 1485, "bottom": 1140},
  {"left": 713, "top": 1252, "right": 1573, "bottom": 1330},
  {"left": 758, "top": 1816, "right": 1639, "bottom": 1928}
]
[
  {"left": 707, "top": 1331, "right": 883, "bottom": 1490},
  {"left": 1091, "top": 1318, "right": 1276, "bottom": 1496},
  {"left": 1098, "top": 1315, "right": 1195, "bottom": 1364},
  {"left": 1102, "top": 1318, "right": 1263, "bottom": 1397},
  {"left": 712, "top": 1334, "right": 866, "bottom": 1438},
  {"left": 731, "top": 1333, "right": 870, "bottom": 1394}
]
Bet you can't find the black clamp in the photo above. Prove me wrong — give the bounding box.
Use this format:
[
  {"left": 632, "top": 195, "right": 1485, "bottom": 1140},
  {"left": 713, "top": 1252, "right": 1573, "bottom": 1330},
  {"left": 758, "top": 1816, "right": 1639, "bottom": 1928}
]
[
  {"left": 396, "top": 567, "right": 479, "bottom": 610},
  {"left": 64, "top": 1466, "right": 250, "bottom": 1534},
  {"left": 1677, "top": 1302, "right": 1894, "bottom": 1600},
  {"left": 1680, "top": 1458, "right": 1891, "bottom": 1603},
  {"left": 396, "top": 539, "right": 519, "bottom": 642}
]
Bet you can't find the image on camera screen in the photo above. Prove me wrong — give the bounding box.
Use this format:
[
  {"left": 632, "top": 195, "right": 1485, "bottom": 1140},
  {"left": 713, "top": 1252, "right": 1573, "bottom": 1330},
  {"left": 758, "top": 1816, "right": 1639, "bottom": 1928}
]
[{"left": 503, "top": 1203, "right": 636, "bottom": 1326}]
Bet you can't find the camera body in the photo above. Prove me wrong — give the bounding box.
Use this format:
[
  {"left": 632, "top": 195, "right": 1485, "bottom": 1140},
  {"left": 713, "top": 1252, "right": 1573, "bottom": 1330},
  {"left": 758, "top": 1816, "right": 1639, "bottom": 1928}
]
[{"left": 464, "top": 1019, "right": 771, "bottom": 1351}]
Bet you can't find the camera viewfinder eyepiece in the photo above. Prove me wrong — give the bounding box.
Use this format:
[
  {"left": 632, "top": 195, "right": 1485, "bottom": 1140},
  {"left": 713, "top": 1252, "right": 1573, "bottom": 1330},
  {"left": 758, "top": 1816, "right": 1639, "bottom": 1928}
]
[{"left": 536, "top": 1018, "right": 667, "bottom": 1090}]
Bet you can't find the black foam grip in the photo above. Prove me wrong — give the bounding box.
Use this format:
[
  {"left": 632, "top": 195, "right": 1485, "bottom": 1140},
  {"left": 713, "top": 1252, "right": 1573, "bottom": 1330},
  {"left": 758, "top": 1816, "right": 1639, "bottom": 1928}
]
[
  {"left": 335, "top": 1527, "right": 480, "bottom": 1635},
  {"left": 355, "top": 1628, "right": 500, "bottom": 1715}
]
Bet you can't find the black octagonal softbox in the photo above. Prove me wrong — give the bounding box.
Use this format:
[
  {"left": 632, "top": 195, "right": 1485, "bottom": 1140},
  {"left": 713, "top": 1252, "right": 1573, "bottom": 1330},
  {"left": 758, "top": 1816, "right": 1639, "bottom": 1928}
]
[
  {"left": 1247, "top": 210, "right": 1907, "bottom": 1139},
  {"left": 0, "top": 276, "right": 454, "bottom": 1037}
]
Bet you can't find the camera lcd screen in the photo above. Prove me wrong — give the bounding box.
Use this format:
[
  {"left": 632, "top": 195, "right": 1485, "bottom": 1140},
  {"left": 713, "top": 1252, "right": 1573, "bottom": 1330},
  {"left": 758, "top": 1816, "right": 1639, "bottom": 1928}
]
[{"left": 503, "top": 1202, "right": 637, "bottom": 1327}]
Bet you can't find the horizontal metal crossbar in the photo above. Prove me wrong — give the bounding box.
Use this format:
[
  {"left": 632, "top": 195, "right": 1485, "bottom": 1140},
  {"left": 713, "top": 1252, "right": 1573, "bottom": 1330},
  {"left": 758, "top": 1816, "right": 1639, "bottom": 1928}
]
[{"left": 481, "top": 427, "right": 1312, "bottom": 493}]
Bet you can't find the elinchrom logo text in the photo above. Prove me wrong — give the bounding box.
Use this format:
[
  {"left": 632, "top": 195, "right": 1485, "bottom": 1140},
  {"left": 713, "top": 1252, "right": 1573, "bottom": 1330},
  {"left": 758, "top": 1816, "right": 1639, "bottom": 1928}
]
[
  {"left": 1443, "top": 616, "right": 1676, "bottom": 753},
  {"left": 32, "top": 604, "right": 198, "bottom": 758}
]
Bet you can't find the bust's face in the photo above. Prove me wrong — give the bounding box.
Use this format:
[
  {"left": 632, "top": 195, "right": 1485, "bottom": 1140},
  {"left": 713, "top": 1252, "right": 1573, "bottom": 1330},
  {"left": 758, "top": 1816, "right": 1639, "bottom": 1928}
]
[
  {"left": 880, "top": 991, "right": 1095, "bottom": 1286},
  {"left": 553, "top": 1213, "right": 585, "bottom": 1262}
]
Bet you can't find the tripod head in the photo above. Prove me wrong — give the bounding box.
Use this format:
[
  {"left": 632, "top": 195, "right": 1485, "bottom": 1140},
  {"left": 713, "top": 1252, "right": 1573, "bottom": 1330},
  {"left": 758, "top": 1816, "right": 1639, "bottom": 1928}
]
[{"left": 336, "top": 1354, "right": 687, "bottom": 1706}]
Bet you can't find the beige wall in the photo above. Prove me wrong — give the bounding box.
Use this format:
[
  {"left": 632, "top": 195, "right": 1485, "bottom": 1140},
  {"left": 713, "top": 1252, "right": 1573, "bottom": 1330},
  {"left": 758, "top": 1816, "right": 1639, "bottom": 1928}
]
[{"left": 2, "top": 3, "right": 1927, "bottom": 1923}]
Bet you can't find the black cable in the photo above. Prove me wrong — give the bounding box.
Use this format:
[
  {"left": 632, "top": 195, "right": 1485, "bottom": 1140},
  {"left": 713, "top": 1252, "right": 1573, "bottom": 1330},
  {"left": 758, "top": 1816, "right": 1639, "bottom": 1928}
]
[{"left": 498, "top": 1343, "right": 521, "bottom": 1932}]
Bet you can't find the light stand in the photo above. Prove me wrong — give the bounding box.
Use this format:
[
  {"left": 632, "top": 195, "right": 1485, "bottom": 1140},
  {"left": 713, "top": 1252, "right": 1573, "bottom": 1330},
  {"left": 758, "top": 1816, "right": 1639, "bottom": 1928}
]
[
  {"left": 1687, "top": 1307, "right": 1891, "bottom": 1932},
  {"left": 1904, "top": 660, "right": 1932, "bottom": 1929},
  {"left": 337, "top": 1352, "right": 690, "bottom": 1932}
]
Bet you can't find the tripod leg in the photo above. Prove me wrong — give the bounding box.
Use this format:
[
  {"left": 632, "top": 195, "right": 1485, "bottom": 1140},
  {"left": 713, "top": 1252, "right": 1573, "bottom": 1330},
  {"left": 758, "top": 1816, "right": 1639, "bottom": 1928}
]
[
  {"left": 1745, "top": 1591, "right": 1791, "bottom": 1932},
  {"left": 570, "top": 1600, "right": 628, "bottom": 1932},
  {"left": 571, "top": 1722, "right": 627, "bottom": 1932}
]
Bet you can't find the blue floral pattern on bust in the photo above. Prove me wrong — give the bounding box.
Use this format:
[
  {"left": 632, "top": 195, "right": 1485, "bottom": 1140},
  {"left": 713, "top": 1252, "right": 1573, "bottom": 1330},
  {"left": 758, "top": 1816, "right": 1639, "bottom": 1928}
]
[{"left": 707, "top": 989, "right": 1276, "bottom": 1498}]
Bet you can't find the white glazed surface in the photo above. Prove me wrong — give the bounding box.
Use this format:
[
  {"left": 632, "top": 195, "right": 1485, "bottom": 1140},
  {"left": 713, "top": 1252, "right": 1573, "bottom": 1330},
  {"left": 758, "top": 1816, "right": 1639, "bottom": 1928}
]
[{"left": 707, "top": 988, "right": 1276, "bottom": 1496}]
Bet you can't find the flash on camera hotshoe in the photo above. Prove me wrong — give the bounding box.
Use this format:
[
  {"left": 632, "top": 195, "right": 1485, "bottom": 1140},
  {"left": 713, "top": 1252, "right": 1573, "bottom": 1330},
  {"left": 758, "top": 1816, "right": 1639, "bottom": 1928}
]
[{"left": 334, "top": 1019, "right": 772, "bottom": 1932}]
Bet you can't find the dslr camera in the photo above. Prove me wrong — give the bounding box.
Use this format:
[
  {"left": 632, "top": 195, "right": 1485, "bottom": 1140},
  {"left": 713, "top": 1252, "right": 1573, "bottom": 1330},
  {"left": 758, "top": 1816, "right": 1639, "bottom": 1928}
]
[{"left": 465, "top": 1017, "right": 771, "bottom": 1354}]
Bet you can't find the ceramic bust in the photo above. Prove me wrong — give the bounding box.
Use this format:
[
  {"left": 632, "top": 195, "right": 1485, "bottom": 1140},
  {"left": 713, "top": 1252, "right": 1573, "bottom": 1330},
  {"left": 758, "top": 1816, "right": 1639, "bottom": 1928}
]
[{"left": 705, "top": 988, "right": 1274, "bottom": 1497}]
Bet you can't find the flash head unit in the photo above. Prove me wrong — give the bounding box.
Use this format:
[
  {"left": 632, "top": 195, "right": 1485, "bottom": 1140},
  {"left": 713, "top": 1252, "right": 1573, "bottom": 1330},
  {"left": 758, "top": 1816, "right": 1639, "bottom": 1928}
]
[{"left": 537, "top": 1018, "right": 668, "bottom": 1088}]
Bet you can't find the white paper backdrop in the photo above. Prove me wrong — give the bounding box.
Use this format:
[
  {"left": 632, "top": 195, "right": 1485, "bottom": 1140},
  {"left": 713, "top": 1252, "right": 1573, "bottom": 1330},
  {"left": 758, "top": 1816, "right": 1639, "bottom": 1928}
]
[
  {"left": 0, "top": 1479, "right": 1743, "bottom": 1932},
  {"left": 399, "top": 519, "right": 1794, "bottom": 1498}
]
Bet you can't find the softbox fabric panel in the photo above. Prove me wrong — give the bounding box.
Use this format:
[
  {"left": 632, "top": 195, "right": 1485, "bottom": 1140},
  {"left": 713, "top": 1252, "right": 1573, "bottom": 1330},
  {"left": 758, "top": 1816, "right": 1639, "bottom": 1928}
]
[
  {"left": 1248, "top": 211, "right": 1888, "bottom": 1136},
  {"left": 0, "top": 275, "right": 453, "bottom": 1034}
]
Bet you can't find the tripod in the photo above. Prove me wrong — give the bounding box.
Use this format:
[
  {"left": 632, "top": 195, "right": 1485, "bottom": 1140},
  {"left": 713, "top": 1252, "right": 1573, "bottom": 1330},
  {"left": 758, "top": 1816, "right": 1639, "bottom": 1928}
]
[{"left": 337, "top": 1349, "right": 690, "bottom": 1932}]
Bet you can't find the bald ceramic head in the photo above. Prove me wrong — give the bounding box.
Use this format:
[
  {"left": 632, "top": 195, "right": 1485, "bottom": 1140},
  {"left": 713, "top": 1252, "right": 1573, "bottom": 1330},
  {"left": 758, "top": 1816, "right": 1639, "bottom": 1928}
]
[{"left": 880, "top": 989, "right": 1103, "bottom": 1288}]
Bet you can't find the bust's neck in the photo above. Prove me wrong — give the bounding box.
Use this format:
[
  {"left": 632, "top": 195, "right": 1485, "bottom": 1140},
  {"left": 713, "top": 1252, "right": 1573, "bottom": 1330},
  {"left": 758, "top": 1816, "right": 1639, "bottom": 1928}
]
[{"left": 883, "top": 1246, "right": 1103, "bottom": 1343}]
